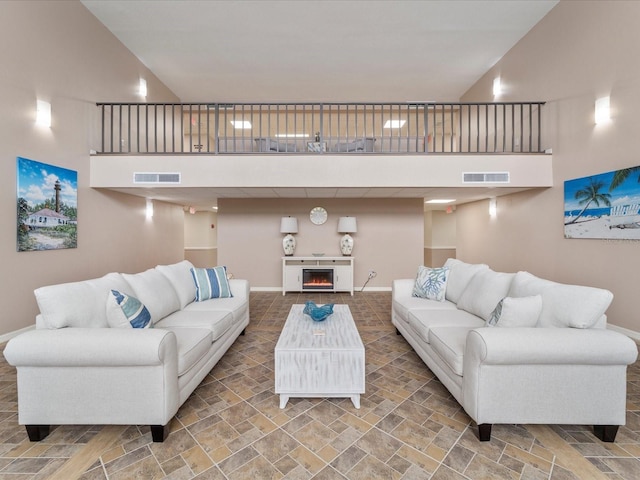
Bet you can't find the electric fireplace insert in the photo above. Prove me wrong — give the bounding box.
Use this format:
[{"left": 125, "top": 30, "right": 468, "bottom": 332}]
[{"left": 302, "top": 268, "right": 334, "bottom": 290}]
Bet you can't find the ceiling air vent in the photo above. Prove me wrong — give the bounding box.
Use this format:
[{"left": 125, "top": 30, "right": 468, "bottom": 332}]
[
  {"left": 133, "top": 172, "right": 181, "bottom": 184},
  {"left": 462, "top": 172, "right": 510, "bottom": 183}
]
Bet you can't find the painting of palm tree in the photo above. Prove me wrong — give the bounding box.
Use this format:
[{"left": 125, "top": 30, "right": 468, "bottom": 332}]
[
  {"left": 564, "top": 178, "right": 611, "bottom": 225},
  {"left": 609, "top": 166, "right": 640, "bottom": 191},
  {"left": 564, "top": 165, "right": 640, "bottom": 239}
]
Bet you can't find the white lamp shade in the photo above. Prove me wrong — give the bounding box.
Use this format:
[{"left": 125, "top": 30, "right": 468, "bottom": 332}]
[
  {"left": 338, "top": 216, "right": 357, "bottom": 233},
  {"left": 280, "top": 216, "right": 298, "bottom": 234}
]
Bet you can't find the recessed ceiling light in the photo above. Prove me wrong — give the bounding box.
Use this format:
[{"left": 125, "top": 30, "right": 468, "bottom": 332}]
[
  {"left": 425, "top": 199, "right": 456, "bottom": 204},
  {"left": 230, "top": 120, "right": 251, "bottom": 129},
  {"left": 274, "top": 133, "right": 309, "bottom": 138},
  {"left": 383, "top": 120, "right": 406, "bottom": 129}
]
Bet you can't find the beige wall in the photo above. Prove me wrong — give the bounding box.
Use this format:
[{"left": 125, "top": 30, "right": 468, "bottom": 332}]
[
  {"left": 0, "top": 1, "right": 183, "bottom": 335},
  {"left": 184, "top": 211, "right": 218, "bottom": 267},
  {"left": 217, "top": 198, "right": 424, "bottom": 290},
  {"left": 424, "top": 210, "right": 456, "bottom": 267},
  {"left": 459, "top": 1, "right": 640, "bottom": 332}
]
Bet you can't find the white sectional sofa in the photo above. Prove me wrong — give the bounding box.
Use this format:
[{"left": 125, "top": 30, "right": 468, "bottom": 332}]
[
  {"left": 3, "top": 260, "right": 249, "bottom": 443},
  {"left": 392, "top": 258, "right": 638, "bottom": 442}
]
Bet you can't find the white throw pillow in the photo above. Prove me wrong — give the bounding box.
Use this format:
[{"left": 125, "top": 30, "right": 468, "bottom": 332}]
[
  {"left": 412, "top": 266, "right": 449, "bottom": 302},
  {"left": 443, "top": 258, "right": 489, "bottom": 304},
  {"left": 456, "top": 269, "right": 515, "bottom": 321},
  {"left": 487, "top": 295, "right": 542, "bottom": 328}
]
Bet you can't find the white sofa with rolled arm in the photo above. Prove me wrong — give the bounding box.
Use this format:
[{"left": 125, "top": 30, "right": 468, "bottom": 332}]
[
  {"left": 3, "top": 260, "right": 249, "bottom": 443},
  {"left": 392, "top": 258, "right": 638, "bottom": 442}
]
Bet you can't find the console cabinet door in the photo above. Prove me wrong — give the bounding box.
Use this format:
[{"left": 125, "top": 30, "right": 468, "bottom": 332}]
[
  {"left": 334, "top": 265, "right": 352, "bottom": 293},
  {"left": 283, "top": 265, "right": 301, "bottom": 292}
]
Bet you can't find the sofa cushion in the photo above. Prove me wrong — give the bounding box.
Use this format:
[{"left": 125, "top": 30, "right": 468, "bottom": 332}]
[
  {"left": 393, "top": 297, "right": 457, "bottom": 323},
  {"left": 191, "top": 266, "right": 233, "bottom": 301},
  {"left": 408, "top": 309, "right": 485, "bottom": 344},
  {"left": 507, "top": 271, "right": 557, "bottom": 297},
  {"left": 155, "top": 310, "right": 235, "bottom": 342},
  {"left": 412, "top": 266, "right": 449, "bottom": 301},
  {"left": 166, "top": 328, "right": 212, "bottom": 376},
  {"left": 443, "top": 259, "right": 489, "bottom": 304},
  {"left": 122, "top": 268, "right": 180, "bottom": 324},
  {"left": 35, "top": 272, "right": 132, "bottom": 329},
  {"left": 508, "top": 272, "right": 613, "bottom": 329},
  {"left": 428, "top": 327, "right": 472, "bottom": 377},
  {"left": 538, "top": 284, "right": 613, "bottom": 329},
  {"left": 106, "top": 290, "right": 152, "bottom": 328},
  {"left": 156, "top": 260, "right": 196, "bottom": 309},
  {"left": 456, "top": 269, "right": 515, "bottom": 321},
  {"left": 183, "top": 296, "right": 249, "bottom": 323},
  {"left": 487, "top": 295, "right": 542, "bottom": 328}
]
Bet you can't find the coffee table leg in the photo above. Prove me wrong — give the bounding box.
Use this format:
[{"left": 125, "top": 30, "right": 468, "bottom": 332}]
[
  {"left": 351, "top": 395, "right": 360, "bottom": 409},
  {"left": 279, "top": 395, "right": 289, "bottom": 409}
]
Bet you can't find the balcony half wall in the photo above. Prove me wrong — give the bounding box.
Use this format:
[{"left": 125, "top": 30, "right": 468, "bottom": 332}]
[{"left": 90, "top": 153, "right": 553, "bottom": 206}]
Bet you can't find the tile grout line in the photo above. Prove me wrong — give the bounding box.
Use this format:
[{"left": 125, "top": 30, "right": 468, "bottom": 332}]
[
  {"left": 524, "top": 424, "right": 610, "bottom": 480},
  {"left": 46, "top": 425, "right": 127, "bottom": 480}
]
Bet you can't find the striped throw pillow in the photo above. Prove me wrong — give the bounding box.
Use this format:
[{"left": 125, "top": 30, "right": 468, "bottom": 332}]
[
  {"left": 190, "top": 266, "right": 233, "bottom": 301},
  {"left": 106, "top": 289, "right": 152, "bottom": 328}
]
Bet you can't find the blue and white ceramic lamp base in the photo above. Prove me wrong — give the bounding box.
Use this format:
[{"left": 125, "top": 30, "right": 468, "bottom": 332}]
[
  {"left": 340, "top": 234, "right": 354, "bottom": 256},
  {"left": 283, "top": 234, "right": 296, "bottom": 256}
]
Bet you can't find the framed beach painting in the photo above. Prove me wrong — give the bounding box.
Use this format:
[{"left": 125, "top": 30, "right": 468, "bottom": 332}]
[
  {"left": 17, "top": 157, "right": 78, "bottom": 251},
  {"left": 564, "top": 165, "right": 640, "bottom": 239}
]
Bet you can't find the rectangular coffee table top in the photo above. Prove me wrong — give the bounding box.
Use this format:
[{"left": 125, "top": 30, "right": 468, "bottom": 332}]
[{"left": 276, "top": 304, "right": 363, "bottom": 351}]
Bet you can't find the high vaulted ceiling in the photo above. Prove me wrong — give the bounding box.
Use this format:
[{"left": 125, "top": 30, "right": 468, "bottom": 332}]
[
  {"left": 81, "top": 0, "right": 557, "bottom": 210},
  {"left": 81, "top": 0, "right": 557, "bottom": 102}
]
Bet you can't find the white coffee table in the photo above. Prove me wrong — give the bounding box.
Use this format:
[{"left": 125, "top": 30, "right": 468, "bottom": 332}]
[{"left": 275, "top": 304, "right": 365, "bottom": 409}]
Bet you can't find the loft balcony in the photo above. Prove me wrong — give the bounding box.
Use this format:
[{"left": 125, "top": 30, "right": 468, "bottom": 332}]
[
  {"left": 96, "top": 101, "right": 545, "bottom": 155},
  {"left": 91, "top": 101, "right": 552, "bottom": 208}
]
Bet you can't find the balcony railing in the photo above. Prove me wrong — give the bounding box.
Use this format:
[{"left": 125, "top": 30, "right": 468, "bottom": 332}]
[{"left": 96, "top": 102, "right": 545, "bottom": 155}]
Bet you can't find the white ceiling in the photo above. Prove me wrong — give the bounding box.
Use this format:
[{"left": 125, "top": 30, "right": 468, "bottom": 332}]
[{"left": 81, "top": 0, "right": 557, "bottom": 209}]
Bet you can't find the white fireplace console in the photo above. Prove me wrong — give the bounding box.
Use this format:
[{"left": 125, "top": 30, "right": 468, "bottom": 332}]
[{"left": 282, "top": 256, "right": 354, "bottom": 296}]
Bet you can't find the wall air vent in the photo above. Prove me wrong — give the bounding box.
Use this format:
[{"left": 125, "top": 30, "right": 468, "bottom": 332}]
[
  {"left": 133, "top": 172, "right": 181, "bottom": 184},
  {"left": 462, "top": 172, "right": 510, "bottom": 184}
]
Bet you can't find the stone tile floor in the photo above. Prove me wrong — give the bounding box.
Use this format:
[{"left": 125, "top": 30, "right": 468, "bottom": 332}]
[{"left": 0, "top": 291, "right": 638, "bottom": 479}]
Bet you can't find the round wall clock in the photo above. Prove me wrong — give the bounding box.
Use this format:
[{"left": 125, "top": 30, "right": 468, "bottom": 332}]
[{"left": 310, "top": 206, "right": 328, "bottom": 225}]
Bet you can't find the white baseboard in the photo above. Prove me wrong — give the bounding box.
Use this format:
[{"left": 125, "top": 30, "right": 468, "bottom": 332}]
[
  {"left": 250, "top": 287, "right": 392, "bottom": 293},
  {"left": 0, "top": 324, "right": 35, "bottom": 344},
  {"left": 608, "top": 324, "right": 640, "bottom": 341},
  {"left": 356, "top": 286, "right": 392, "bottom": 292}
]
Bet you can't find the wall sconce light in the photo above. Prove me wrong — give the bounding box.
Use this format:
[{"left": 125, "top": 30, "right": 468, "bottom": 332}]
[
  {"left": 338, "top": 216, "right": 357, "bottom": 256},
  {"left": 493, "top": 77, "right": 502, "bottom": 97},
  {"left": 36, "top": 100, "right": 51, "bottom": 127},
  {"left": 280, "top": 216, "right": 298, "bottom": 256},
  {"left": 489, "top": 198, "right": 497, "bottom": 217},
  {"left": 188, "top": 206, "right": 196, "bottom": 214},
  {"left": 146, "top": 199, "right": 154, "bottom": 219},
  {"left": 139, "top": 78, "right": 147, "bottom": 97},
  {"left": 595, "top": 96, "right": 610, "bottom": 124}
]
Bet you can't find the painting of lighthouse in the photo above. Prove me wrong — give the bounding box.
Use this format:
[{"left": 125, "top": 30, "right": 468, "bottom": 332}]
[{"left": 17, "top": 157, "right": 77, "bottom": 251}]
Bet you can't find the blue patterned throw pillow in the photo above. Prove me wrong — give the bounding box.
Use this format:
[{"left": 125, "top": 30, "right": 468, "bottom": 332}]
[
  {"left": 412, "top": 266, "right": 449, "bottom": 302},
  {"left": 190, "top": 266, "right": 233, "bottom": 301},
  {"left": 106, "top": 290, "right": 152, "bottom": 328}
]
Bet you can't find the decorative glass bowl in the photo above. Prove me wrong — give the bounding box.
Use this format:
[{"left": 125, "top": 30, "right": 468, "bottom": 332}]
[{"left": 303, "top": 301, "right": 334, "bottom": 322}]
